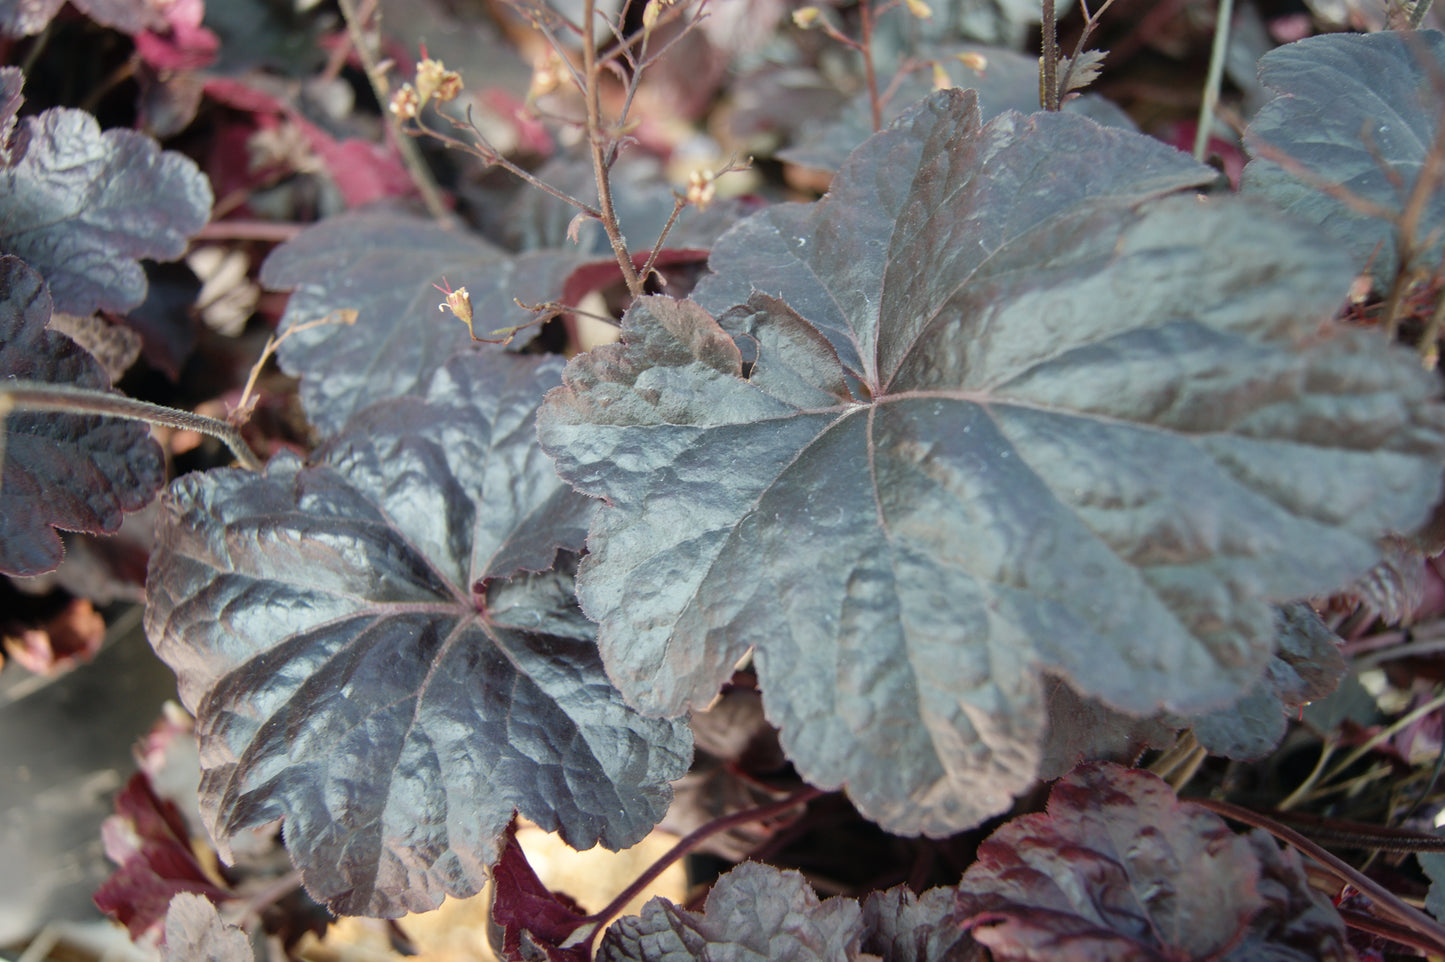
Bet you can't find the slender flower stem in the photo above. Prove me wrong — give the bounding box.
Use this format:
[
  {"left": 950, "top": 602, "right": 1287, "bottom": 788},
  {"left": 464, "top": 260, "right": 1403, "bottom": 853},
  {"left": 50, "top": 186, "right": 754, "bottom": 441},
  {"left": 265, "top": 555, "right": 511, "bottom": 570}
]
[
  {"left": 577, "top": 786, "right": 825, "bottom": 956},
  {"left": 581, "top": 0, "right": 645, "bottom": 298},
  {"left": 1041, "top": 0, "right": 1059, "bottom": 110},
  {"left": 1411, "top": 0, "right": 1435, "bottom": 28},
  {"left": 1193, "top": 0, "right": 1234, "bottom": 161},
  {"left": 0, "top": 382, "right": 263, "bottom": 471},
  {"left": 860, "top": 0, "right": 882, "bottom": 131},
  {"left": 335, "top": 0, "right": 450, "bottom": 223}
]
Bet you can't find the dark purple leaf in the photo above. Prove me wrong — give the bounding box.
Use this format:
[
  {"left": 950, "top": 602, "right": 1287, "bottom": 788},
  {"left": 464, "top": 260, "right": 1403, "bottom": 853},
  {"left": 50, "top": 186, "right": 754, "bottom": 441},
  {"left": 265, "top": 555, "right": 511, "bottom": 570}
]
[
  {"left": 144, "top": 350, "right": 690, "bottom": 917},
  {"left": 0, "top": 0, "right": 163, "bottom": 36},
  {"left": 0, "top": 256, "right": 165, "bottom": 576},
  {"left": 161, "top": 894, "right": 257, "bottom": 962},
  {"left": 859, "top": 887, "right": 980, "bottom": 962},
  {"left": 539, "top": 90, "right": 1445, "bottom": 836},
  {"left": 0, "top": 93, "right": 212, "bottom": 315},
  {"left": 778, "top": 44, "right": 1134, "bottom": 173},
  {"left": 597, "top": 862, "right": 866, "bottom": 962},
  {"left": 490, "top": 826, "right": 591, "bottom": 962},
  {"left": 260, "top": 207, "right": 582, "bottom": 435},
  {"left": 954, "top": 763, "right": 1352, "bottom": 961},
  {"left": 95, "top": 773, "right": 231, "bottom": 938},
  {"left": 1242, "top": 30, "right": 1445, "bottom": 286}
]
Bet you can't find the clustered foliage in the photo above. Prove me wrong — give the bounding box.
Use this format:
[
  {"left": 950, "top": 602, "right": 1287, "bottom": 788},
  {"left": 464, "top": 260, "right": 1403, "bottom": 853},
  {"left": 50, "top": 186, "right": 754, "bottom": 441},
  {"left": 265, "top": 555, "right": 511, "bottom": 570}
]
[{"left": 5, "top": 0, "right": 1445, "bottom": 959}]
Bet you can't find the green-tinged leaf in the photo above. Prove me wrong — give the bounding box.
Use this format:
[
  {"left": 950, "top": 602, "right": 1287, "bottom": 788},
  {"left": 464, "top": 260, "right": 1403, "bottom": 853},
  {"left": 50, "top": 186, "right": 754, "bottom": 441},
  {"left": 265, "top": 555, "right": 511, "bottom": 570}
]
[
  {"left": 1242, "top": 30, "right": 1445, "bottom": 286},
  {"left": 145, "top": 351, "right": 689, "bottom": 917},
  {"left": 539, "top": 89, "right": 1445, "bottom": 835}
]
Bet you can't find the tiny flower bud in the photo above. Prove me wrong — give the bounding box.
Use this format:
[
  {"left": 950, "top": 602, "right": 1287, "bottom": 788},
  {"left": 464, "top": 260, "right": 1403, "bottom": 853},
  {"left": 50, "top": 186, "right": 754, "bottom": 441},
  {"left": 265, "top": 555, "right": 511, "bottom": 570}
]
[
  {"left": 434, "top": 277, "right": 476, "bottom": 339},
  {"left": 415, "top": 58, "right": 461, "bottom": 105},
  {"left": 955, "top": 51, "right": 988, "bottom": 74},
  {"left": 642, "top": 0, "right": 667, "bottom": 31},
  {"left": 389, "top": 84, "right": 420, "bottom": 121},
  {"left": 904, "top": 0, "right": 932, "bottom": 18},
  {"left": 529, "top": 52, "right": 564, "bottom": 101},
  {"left": 792, "top": 6, "right": 821, "bottom": 28},
  {"left": 931, "top": 62, "right": 952, "bottom": 91},
  {"left": 686, "top": 169, "right": 716, "bottom": 212}
]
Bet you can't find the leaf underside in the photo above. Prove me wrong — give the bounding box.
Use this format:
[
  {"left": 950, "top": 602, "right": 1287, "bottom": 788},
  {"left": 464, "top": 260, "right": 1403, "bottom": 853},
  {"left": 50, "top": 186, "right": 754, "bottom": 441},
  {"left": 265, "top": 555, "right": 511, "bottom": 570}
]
[
  {"left": 0, "top": 255, "right": 165, "bottom": 576},
  {"left": 0, "top": 87, "right": 211, "bottom": 315},
  {"left": 144, "top": 351, "right": 690, "bottom": 917},
  {"left": 1242, "top": 29, "right": 1445, "bottom": 286},
  {"left": 539, "top": 89, "right": 1445, "bottom": 836},
  {"left": 260, "top": 207, "right": 583, "bottom": 436}
]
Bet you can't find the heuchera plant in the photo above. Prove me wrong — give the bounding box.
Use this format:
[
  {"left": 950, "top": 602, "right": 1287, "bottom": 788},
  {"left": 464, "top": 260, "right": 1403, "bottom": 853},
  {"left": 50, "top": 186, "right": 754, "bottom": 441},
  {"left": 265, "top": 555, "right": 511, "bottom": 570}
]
[{"left": 7, "top": 0, "right": 1445, "bottom": 959}]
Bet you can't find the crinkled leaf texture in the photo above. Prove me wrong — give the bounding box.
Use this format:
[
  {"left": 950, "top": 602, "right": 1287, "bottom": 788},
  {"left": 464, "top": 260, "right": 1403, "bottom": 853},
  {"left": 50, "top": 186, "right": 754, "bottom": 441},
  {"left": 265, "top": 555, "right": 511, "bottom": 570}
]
[
  {"left": 598, "top": 862, "right": 870, "bottom": 962},
  {"left": 1040, "top": 603, "right": 1346, "bottom": 776},
  {"left": 0, "top": 80, "right": 211, "bottom": 315},
  {"left": 260, "top": 207, "right": 582, "bottom": 435},
  {"left": 144, "top": 351, "right": 691, "bottom": 917},
  {"left": 0, "top": 256, "right": 164, "bottom": 576},
  {"left": 539, "top": 89, "right": 1445, "bottom": 836},
  {"left": 1242, "top": 30, "right": 1445, "bottom": 286},
  {"left": 955, "top": 763, "right": 1353, "bottom": 961},
  {"left": 161, "top": 894, "right": 256, "bottom": 962}
]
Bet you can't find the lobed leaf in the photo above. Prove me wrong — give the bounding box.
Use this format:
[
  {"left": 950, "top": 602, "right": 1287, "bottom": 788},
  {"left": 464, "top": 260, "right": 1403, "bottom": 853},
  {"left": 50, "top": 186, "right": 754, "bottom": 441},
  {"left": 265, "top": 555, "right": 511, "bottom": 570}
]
[
  {"left": 1242, "top": 30, "right": 1445, "bottom": 287},
  {"left": 260, "top": 207, "right": 582, "bottom": 435},
  {"left": 598, "top": 862, "right": 868, "bottom": 962},
  {"left": 954, "top": 763, "right": 1352, "bottom": 961},
  {"left": 540, "top": 89, "right": 1445, "bottom": 835},
  {"left": 161, "top": 894, "right": 256, "bottom": 962},
  {"left": 779, "top": 44, "right": 1133, "bottom": 174},
  {"left": 144, "top": 351, "right": 690, "bottom": 917},
  {"left": 0, "top": 89, "right": 211, "bottom": 315},
  {"left": 0, "top": 256, "right": 165, "bottom": 576}
]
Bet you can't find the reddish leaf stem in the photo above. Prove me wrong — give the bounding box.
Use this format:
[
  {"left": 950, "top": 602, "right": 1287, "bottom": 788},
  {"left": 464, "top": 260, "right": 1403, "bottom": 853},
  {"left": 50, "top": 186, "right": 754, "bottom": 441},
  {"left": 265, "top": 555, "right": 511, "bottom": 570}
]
[
  {"left": 1192, "top": 797, "right": 1445, "bottom": 953},
  {"left": 0, "top": 381, "right": 263, "bottom": 471},
  {"left": 860, "top": 0, "right": 882, "bottom": 132},
  {"left": 577, "top": 786, "right": 825, "bottom": 955}
]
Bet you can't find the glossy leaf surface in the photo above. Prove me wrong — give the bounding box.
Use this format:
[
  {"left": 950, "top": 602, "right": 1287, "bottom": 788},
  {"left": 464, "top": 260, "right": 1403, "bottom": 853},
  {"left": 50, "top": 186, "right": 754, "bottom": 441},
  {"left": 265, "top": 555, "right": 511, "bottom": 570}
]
[
  {"left": 540, "top": 90, "right": 1445, "bottom": 835},
  {"left": 0, "top": 256, "right": 165, "bottom": 576},
  {"left": 955, "top": 763, "right": 1352, "bottom": 961},
  {"left": 260, "top": 207, "right": 582, "bottom": 435},
  {"left": 145, "top": 351, "right": 690, "bottom": 917},
  {"left": 0, "top": 85, "right": 211, "bottom": 315},
  {"left": 1242, "top": 30, "right": 1445, "bottom": 285}
]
